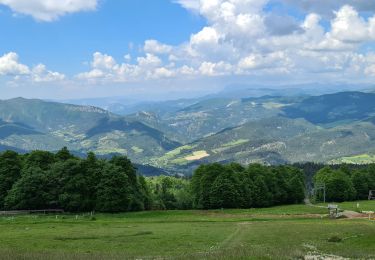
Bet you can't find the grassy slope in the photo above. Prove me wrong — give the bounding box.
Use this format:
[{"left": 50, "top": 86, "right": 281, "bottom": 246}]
[{"left": 0, "top": 202, "right": 374, "bottom": 259}]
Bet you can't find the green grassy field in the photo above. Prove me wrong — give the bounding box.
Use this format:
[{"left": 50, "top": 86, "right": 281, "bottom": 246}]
[
  {"left": 0, "top": 203, "right": 374, "bottom": 259},
  {"left": 317, "top": 200, "right": 375, "bottom": 212}
]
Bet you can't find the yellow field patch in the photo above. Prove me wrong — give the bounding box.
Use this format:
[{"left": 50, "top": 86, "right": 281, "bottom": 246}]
[
  {"left": 185, "top": 151, "right": 210, "bottom": 161},
  {"left": 262, "top": 102, "right": 288, "bottom": 109}
]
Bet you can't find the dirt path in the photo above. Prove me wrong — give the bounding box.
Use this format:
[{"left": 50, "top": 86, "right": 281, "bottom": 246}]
[
  {"left": 341, "top": 210, "right": 367, "bottom": 219},
  {"left": 219, "top": 222, "right": 251, "bottom": 249}
]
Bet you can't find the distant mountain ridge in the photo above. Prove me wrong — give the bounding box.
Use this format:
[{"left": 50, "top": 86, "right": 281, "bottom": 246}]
[
  {"left": 282, "top": 92, "right": 375, "bottom": 125},
  {"left": 0, "top": 98, "right": 180, "bottom": 163},
  {"left": 2, "top": 90, "right": 375, "bottom": 174}
]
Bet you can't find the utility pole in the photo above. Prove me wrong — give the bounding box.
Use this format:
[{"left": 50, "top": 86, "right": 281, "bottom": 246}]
[{"left": 314, "top": 183, "right": 326, "bottom": 203}]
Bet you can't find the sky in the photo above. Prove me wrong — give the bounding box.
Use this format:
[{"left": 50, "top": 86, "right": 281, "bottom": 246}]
[{"left": 1, "top": 0, "right": 375, "bottom": 100}]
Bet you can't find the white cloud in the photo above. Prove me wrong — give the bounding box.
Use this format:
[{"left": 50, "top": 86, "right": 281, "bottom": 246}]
[
  {"left": 76, "top": 2, "right": 375, "bottom": 86},
  {"left": 91, "top": 52, "right": 117, "bottom": 70},
  {"left": 0, "top": 52, "right": 65, "bottom": 84},
  {"left": 154, "top": 67, "right": 175, "bottom": 78},
  {"left": 2, "top": 1, "right": 375, "bottom": 92},
  {"left": 137, "top": 53, "right": 162, "bottom": 68},
  {"left": 238, "top": 52, "right": 290, "bottom": 71},
  {"left": 0, "top": 52, "right": 29, "bottom": 75},
  {"left": 199, "top": 61, "right": 232, "bottom": 76},
  {"left": 330, "top": 5, "right": 369, "bottom": 43},
  {"left": 0, "top": 0, "right": 98, "bottom": 21},
  {"left": 174, "top": 0, "right": 200, "bottom": 11},
  {"left": 77, "top": 52, "right": 176, "bottom": 82},
  {"left": 144, "top": 40, "right": 173, "bottom": 54},
  {"left": 191, "top": 27, "right": 220, "bottom": 46},
  {"left": 31, "top": 64, "right": 65, "bottom": 82}
]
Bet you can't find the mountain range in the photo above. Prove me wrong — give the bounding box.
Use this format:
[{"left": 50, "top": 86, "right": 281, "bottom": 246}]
[
  {"left": 0, "top": 98, "right": 180, "bottom": 161},
  {"left": 2, "top": 90, "right": 375, "bottom": 175}
]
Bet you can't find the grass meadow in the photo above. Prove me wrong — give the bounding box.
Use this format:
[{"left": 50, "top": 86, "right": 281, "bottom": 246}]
[{"left": 0, "top": 202, "right": 374, "bottom": 259}]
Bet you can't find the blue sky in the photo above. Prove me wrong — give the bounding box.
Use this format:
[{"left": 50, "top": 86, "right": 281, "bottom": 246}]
[
  {"left": 1, "top": 0, "right": 375, "bottom": 100},
  {"left": 0, "top": 0, "right": 205, "bottom": 75}
]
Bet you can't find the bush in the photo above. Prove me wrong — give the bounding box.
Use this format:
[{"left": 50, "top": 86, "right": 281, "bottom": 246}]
[{"left": 328, "top": 235, "right": 342, "bottom": 242}]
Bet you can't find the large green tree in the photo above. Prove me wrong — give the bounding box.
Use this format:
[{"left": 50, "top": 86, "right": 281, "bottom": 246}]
[
  {"left": 50, "top": 159, "right": 92, "bottom": 212},
  {"left": 4, "top": 167, "right": 52, "bottom": 210},
  {"left": 209, "top": 169, "right": 241, "bottom": 209},
  {"left": 96, "top": 164, "right": 131, "bottom": 212},
  {"left": 0, "top": 151, "right": 22, "bottom": 209},
  {"left": 351, "top": 170, "right": 371, "bottom": 200},
  {"left": 314, "top": 168, "right": 356, "bottom": 202}
]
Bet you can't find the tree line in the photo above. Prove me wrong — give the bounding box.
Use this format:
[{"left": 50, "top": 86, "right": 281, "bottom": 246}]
[
  {"left": 153, "top": 164, "right": 375, "bottom": 209},
  {"left": 0, "top": 148, "right": 374, "bottom": 212},
  {"left": 0, "top": 148, "right": 151, "bottom": 212},
  {"left": 191, "top": 163, "right": 305, "bottom": 209},
  {"left": 314, "top": 165, "right": 375, "bottom": 202},
  {"left": 145, "top": 163, "right": 306, "bottom": 210}
]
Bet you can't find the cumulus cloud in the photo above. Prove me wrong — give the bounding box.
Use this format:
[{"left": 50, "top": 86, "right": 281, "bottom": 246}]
[
  {"left": 77, "top": 52, "right": 177, "bottom": 82},
  {"left": 0, "top": 52, "right": 29, "bottom": 75},
  {"left": 31, "top": 64, "right": 65, "bottom": 82},
  {"left": 74, "top": 1, "right": 375, "bottom": 85},
  {"left": 2, "top": 0, "right": 375, "bottom": 90},
  {"left": 0, "top": 52, "right": 65, "bottom": 83},
  {"left": 0, "top": 0, "right": 98, "bottom": 21},
  {"left": 144, "top": 40, "right": 173, "bottom": 54},
  {"left": 330, "top": 5, "right": 369, "bottom": 43}
]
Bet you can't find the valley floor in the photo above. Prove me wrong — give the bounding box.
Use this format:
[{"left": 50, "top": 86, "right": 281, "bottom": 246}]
[{"left": 0, "top": 202, "right": 374, "bottom": 260}]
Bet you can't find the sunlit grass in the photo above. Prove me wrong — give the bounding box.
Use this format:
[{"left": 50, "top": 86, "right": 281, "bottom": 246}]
[{"left": 0, "top": 204, "right": 373, "bottom": 259}]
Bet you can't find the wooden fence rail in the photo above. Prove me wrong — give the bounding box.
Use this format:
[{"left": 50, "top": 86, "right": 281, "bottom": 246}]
[{"left": 0, "top": 209, "right": 64, "bottom": 215}]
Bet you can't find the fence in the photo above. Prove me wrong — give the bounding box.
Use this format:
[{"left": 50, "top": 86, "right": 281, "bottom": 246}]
[{"left": 0, "top": 209, "right": 64, "bottom": 216}]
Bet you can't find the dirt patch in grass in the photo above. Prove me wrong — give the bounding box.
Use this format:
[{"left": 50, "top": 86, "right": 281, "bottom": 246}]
[{"left": 305, "top": 252, "right": 349, "bottom": 260}]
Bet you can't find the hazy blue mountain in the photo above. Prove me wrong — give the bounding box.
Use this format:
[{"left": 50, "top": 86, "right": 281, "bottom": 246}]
[
  {"left": 3, "top": 91, "right": 375, "bottom": 174},
  {"left": 60, "top": 97, "right": 201, "bottom": 115},
  {"left": 0, "top": 98, "right": 180, "bottom": 163},
  {"left": 127, "top": 96, "right": 295, "bottom": 143},
  {"left": 282, "top": 92, "right": 375, "bottom": 125},
  {"left": 0, "top": 144, "right": 25, "bottom": 153},
  {"left": 0, "top": 119, "right": 40, "bottom": 139},
  {"left": 215, "top": 83, "right": 374, "bottom": 99}
]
